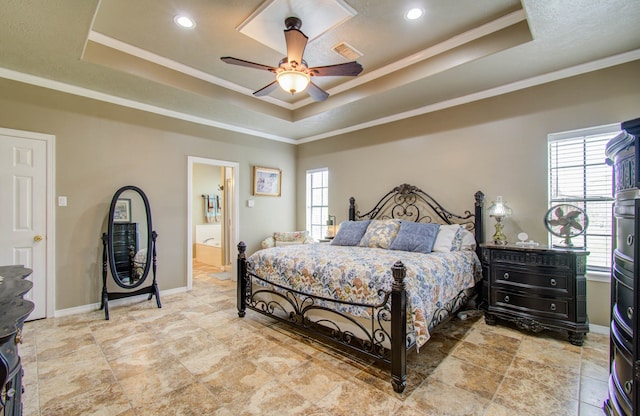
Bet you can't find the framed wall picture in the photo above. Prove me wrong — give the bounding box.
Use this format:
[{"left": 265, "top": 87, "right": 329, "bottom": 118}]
[
  {"left": 113, "top": 198, "right": 131, "bottom": 222},
  {"left": 253, "top": 166, "right": 282, "bottom": 196}
]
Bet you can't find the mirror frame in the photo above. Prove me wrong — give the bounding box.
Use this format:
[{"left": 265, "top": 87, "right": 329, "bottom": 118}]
[{"left": 107, "top": 185, "right": 153, "bottom": 289}]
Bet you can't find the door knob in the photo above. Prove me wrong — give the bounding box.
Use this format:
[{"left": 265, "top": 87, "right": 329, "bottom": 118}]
[{"left": 34, "top": 235, "right": 43, "bottom": 242}]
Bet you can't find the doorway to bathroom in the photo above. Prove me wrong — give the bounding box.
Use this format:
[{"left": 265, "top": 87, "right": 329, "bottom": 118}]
[{"left": 187, "top": 156, "right": 239, "bottom": 290}]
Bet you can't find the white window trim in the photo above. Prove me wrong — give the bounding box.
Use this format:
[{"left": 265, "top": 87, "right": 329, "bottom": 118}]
[
  {"left": 585, "top": 270, "right": 611, "bottom": 283},
  {"left": 306, "top": 168, "right": 329, "bottom": 240},
  {"left": 547, "top": 123, "right": 620, "bottom": 142}
]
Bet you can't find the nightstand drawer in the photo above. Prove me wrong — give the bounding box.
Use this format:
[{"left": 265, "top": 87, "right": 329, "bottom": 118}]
[
  {"left": 491, "top": 266, "right": 570, "bottom": 295},
  {"left": 491, "top": 289, "right": 569, "bottom": 319},
  {"left": 490, "top": 249, "right": 572, "bottom": 270}
]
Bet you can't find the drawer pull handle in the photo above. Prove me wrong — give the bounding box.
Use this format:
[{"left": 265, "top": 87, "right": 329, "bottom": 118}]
[
  {"left": 627, "top": 235, "right": 634, "bottom": 246},
  {"left": 550, "top": 278, "right": 557, "bottom": 287},
  {"left": 550, "top": 303, "right": 557, "bottom": 311},
  {"left": 624, "top": 380, "right": 633, "bottom": 395},
  {"left": 503, "top": 272, "right": 510, "bottom": 280},
  {"left": 504, "top": 295, "right": 510, "bottom": 303},
  {"left": 627, "top": 307, "right": 634, "bottom": 321}
]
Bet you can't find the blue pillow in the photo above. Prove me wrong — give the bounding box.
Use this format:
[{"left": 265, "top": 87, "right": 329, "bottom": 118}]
[
  {"left": 389, "top": 221, "right": 440, "bottom": 253},
  {"left": 331, "top": 220, "right": 371, "bottom": 246}
]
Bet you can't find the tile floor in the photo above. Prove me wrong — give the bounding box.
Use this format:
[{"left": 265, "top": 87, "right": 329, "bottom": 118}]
[{"left": 20, "top": 261, "right": 610, "bottom": 415}]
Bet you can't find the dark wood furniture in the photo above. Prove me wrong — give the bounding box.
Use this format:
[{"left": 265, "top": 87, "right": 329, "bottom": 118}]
[
  {"left": 101, "top": 185, "right": 161, "bottom": 320},
  {"left": 604, "top": 117, "right": 640, "bottom": 416},
  {"left": 237, "top": 184, "right": 484, "bottom": 392},
  {"left": 481, "top": 244, "right": 589, "bottom": 346},
  {"left": 112, "top": 222, "right": 138, "bottom": 280},
  {"left": 0, "top": 265, "right": 35, "bottom": 416}
]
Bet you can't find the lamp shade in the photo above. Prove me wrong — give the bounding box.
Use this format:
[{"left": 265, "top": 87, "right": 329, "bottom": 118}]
[
  {"left": 277, "top": 70, "right": 310, "bottom": 94},
  {"left": 488, "top": 195, "right": 512, "bottom": 218}
]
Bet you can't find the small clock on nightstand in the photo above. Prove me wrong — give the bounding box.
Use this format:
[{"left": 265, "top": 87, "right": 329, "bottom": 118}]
[{"left": 480, "top": 243, "right": 589, "bottom": 345}]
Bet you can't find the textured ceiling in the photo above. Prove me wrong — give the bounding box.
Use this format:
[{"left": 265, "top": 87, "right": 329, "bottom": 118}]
[{"left": 1, "top": 0, "right": 639, "bottom": 143}]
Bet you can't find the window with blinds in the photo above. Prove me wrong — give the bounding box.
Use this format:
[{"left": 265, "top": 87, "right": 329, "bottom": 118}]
[
  {"left": 306, "top": 168, "right": 329, "bottom": 241},
  {"left": 548, "top": 125, "right": 619, "bottom": 272}
]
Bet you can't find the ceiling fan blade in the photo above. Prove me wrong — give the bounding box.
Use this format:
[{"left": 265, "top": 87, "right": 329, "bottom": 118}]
[
  {"left": 284, "top": 28, "right": 308, "bottom": 66},
  {"left": 310, "top": 61, "right": 363, "bottom": 77},
  {"left": 306, "top": 82, "right": 329, "bottom": 102},
  {"left": 253, "top": 81, "right": 279, "bottom": 97},
  {"left": 220, "top": 57, "right": 277, "bottom": 72}
]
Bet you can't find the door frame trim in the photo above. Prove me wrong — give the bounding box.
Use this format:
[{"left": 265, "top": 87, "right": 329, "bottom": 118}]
[
  {"left": 187, "top": 156, "right": 239, "bottom": 290},
  {"left": 0, "top": 127, "right": 56, "bottom": 318}
]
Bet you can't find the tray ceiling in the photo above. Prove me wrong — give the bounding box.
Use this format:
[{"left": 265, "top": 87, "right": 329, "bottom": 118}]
[{"left": 1, "top": 0, "right": 639, "bottom": 143}]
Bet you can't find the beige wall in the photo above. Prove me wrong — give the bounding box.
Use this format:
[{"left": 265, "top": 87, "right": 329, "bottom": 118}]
[
  {"left": 2, "top": 60, "right": 638, "bottom": 324},
  {"left": 0, "top": 78, "right": 296, "bottom": 311},
  {"left": 296, "top": 60, "right": 640, "bottom": 327}
]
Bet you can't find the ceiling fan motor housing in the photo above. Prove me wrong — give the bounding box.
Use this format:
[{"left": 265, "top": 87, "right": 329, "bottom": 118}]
[{"left": 285, "top": 16, "right": 302, "bottom": 30}]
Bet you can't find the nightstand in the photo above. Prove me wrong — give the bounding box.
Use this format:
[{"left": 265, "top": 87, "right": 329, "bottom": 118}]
[{"left": 480, "top": 243, "right": 589, "bottom": 345}]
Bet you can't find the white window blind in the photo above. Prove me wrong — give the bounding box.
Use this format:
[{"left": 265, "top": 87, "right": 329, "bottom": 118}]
[
  {"left": 306, "top": 168, "right": 329, "bottom": 240},
  {"left": 548, "top": 125, "right": 619, "bottom": 272}
]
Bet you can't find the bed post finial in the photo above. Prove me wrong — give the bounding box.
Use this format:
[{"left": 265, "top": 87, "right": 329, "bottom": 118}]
[
  {"left": 237, "top": 241, "right": 247, "bottom": 318},
  {"left": 237, "top": 241, "right": 247, "bottom": 257},
  {"left": 391, "top": 260, "right": 407, "bottom": 393},
  {"left": 473, "top": 191, "right": 484, "bottom": 252},
  {"left": 349, "top": 196, "right": 356, "bottom": 221}
]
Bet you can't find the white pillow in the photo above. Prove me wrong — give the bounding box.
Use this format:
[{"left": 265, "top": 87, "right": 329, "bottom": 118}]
[
  {"left": 432, "top": 224, "right": 461, "bottom": 252},
  {"left": 458, "top": 227, "right": 477, "bottom": 251}
]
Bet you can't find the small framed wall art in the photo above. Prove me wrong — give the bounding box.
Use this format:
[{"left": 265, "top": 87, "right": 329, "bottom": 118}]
[
  {"left": 113, "top": 198, "right": 131, "bottom": 222},
  {"left": 253, "top": 166, "right": 282, "bottom": 196}
]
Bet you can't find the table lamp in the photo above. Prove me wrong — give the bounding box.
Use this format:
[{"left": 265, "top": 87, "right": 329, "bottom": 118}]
[
  {"left": 325, "top": 215, "right": 336, "bottom": 239},
  {"left": 488, "top": 196, "right": 512, "bottom": 245}
]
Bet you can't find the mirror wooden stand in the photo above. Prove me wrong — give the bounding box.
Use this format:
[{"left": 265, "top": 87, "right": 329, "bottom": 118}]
[{"left": 100, "top": 185, "right": 161, "bottom": 320}]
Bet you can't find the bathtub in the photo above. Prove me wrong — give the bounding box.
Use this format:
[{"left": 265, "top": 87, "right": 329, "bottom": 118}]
[{"left": 195, "top": 224, "right": 222, "bottom": 267}]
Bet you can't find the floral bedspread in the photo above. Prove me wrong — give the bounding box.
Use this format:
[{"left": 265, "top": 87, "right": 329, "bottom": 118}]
[{"left": 247, "top": 244, "right": 482, "bottom": 348}]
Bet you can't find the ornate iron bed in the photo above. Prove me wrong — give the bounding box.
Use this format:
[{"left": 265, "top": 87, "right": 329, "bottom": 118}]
[{"left": 236, "top": 184, "right": 484, "bottom": 392}]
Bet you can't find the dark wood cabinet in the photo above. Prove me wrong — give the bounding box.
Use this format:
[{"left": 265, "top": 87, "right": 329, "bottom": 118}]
[
  {"left": 0, "top": 265, "right": 35, "bottom": 416},
  {"left": 481, "top": 244, "right": 589, "bottom": 346},
  {"left": 604, "top": 116, "right": 640, "bottom": 416},
  {"left": 112, "top": 222, "right": 138, "bottom": 282}
]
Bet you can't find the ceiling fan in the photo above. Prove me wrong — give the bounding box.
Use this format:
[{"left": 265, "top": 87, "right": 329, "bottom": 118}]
[{"left": 221, "top": 17, "right": 363, "bottom": 102}]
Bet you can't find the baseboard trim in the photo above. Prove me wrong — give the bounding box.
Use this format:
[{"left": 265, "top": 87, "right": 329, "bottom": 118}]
[
  {"left": 53, "top": 286, "right": 188, "bottom": 318},
  {"left": 589, "top": 323, "right": 609, "bottom": 336}
]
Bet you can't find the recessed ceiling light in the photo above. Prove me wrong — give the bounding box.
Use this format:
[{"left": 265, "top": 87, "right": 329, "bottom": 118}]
[
  {"left": 174, "top": 15, "right": 195, "bottom": 29},
  {"left": 405, "top": 8, "right": 424, "bottom": 20}
]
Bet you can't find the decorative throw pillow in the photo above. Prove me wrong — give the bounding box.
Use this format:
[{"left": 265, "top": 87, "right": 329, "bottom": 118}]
[
  {"left": 273, "top": 231, "right": 308, "bottom": 243},
  {"left": 389, "top": 221, "right": 440, "bottom": 253},
  {"left": 451, "top": 226, "right": 477, "bottom": 251},
  {"left": 432, "top": 224, "right": 461, "bottom": 252},
  {"left": 358, "top": 219, "right": 401, "bottom": 249},
  {"left": 331, "top": 220, "right": 371, "bottom": 246}
]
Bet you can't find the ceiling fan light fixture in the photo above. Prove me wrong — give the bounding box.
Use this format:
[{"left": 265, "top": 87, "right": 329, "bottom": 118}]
[{"left": 276, "top": 70, "right": 310, "bottom": 94}]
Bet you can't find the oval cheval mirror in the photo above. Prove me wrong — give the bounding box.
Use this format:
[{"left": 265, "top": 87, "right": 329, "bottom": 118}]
[{"left": 100, "top": 185, "right": 161, "bottom": 320}]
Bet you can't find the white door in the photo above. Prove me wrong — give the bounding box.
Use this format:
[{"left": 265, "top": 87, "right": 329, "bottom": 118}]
[{"left": 0, "top": 132, "right": 48, "bottom": 320}]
